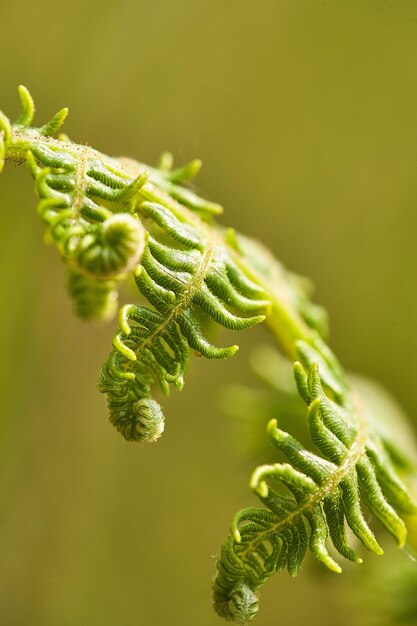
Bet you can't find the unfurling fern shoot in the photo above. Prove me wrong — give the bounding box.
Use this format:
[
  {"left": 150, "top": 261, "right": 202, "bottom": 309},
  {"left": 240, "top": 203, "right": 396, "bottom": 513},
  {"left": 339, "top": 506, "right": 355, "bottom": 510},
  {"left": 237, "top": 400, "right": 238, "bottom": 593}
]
[{"left": 0, "top": 86, "right": 415, "bottom": 624}]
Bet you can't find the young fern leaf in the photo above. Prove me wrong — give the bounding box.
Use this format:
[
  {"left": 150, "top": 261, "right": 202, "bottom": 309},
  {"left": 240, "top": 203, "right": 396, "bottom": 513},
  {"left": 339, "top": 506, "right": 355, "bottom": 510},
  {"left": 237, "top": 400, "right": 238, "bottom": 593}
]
[
  {"left": 1, "top": 86, "right": 270, "bottom": 442},
  {"left": 213, "top": 346, "right": 417, "bottom": 624},
  {"left": 99, "top": 202, "right": 269, "bottom": 442},
  {"left": 3, "top": 86, "right": 148, "bottom": 319},
  {"left": 1, "top": 87, "right": 416, "bottom": 623}
]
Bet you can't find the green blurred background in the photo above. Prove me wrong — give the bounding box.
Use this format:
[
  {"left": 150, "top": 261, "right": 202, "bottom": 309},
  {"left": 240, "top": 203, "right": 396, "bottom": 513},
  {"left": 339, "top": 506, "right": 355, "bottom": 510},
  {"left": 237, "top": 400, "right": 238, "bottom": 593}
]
[{"left": 0, "top": 1, "right": 416, "bottom": 625}]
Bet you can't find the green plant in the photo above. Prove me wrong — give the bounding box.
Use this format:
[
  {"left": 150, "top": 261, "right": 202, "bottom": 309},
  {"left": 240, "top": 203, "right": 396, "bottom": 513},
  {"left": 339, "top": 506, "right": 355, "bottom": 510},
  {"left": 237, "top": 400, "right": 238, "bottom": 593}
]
[{"left": 0, "top": 86, "right": 415, "bottom": 624}]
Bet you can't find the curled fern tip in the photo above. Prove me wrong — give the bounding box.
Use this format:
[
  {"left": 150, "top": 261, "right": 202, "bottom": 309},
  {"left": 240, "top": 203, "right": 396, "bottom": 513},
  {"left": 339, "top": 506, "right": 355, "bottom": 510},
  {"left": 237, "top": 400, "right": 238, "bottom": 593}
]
[
  {"left": 73, "top": 213, "right": 146, "bottom": 279},
  {"left": 213, "top": 581, "right": 258, "bottom": 624},
  {"left": 111, "top": 397, "right": 165, "bottom": 443}
]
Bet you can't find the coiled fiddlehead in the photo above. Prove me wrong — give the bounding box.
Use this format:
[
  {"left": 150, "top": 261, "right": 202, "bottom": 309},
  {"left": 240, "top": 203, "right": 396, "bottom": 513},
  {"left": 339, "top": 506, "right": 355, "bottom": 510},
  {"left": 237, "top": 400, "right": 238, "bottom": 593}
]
[
  {"left": 1, "top": 86, "right": 415, "bottom": 623},
  {"left": 72, "top": 213, "right": 145, "bottom": 279}
]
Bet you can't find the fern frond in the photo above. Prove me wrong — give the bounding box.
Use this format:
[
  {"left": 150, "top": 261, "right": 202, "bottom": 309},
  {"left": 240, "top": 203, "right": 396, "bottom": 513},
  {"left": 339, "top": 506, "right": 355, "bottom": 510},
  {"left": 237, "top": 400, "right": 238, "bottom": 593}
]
[
  {"left": 213, "top": 348, "right": 417, "bottom": 623},
  {"left": 1, "top": 86, "right": 149, "bottom": 319},
  {"left": 2, "top": 87, "right": 415, "bottom": 624},
  {"left": 1, "top": 86, "right": 271, "bottom": 440},
  {"left": 99, "top": 203, "right": 269, "bottom": 442}
]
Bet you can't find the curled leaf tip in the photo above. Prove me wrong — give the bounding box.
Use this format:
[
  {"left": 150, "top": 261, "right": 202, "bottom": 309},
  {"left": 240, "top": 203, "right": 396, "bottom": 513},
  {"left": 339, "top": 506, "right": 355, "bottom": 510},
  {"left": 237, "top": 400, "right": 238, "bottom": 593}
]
[
  {"left": 114, "top": 398, "right": 165, "bottom": 443},
  {"left": 213, "top": 583, "right": 258, "bottom": 624}
]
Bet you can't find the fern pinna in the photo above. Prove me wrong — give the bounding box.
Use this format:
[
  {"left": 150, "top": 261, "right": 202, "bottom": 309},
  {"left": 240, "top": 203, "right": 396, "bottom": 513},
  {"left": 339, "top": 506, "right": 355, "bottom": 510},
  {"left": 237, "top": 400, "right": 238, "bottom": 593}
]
[
  {"left": 1, "top": 86, "right": 415, "bottom": 623},
  {"left": 213, "top": 347, "right": 416, "bottom": 622}
]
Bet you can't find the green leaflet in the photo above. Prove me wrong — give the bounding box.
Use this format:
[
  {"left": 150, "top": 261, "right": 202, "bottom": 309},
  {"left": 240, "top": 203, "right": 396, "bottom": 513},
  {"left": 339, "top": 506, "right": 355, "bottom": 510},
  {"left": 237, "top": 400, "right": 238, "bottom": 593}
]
[{"left": 213, "top": 347, "right": 417, "bottom": 624}]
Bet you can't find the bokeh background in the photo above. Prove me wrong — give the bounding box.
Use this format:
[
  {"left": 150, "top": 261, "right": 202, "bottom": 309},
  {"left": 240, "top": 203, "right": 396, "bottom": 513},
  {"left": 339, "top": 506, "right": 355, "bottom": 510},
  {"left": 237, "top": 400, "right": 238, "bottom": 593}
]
[{"left": 0, "top": 2, "right": 416, "bottom": 625}]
